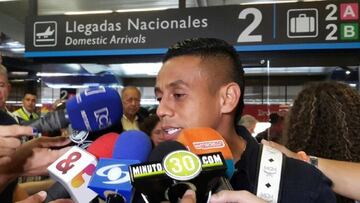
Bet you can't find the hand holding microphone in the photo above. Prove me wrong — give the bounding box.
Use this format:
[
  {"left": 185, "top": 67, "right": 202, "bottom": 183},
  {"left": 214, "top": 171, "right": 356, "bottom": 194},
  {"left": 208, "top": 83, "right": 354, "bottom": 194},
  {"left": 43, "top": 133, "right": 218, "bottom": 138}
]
[
  {"left": 0, "top": 125, "right": 35, "bottom": 165},
  {"left": 28, "top": 86, "right": 122, "bottom": 133}
]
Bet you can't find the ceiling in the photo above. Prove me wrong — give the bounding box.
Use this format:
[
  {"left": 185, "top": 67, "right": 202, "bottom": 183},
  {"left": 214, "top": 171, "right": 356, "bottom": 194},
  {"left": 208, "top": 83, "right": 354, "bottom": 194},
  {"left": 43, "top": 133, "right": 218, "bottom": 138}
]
[{"left": 0, "top": 0, "right": 359, "bottom": 90}]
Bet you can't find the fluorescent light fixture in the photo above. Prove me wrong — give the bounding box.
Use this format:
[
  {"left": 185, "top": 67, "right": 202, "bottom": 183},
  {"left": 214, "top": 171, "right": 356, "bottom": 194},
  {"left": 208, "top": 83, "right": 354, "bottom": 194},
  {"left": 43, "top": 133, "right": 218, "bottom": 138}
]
[
  {"left": 240, "top": 0, "right": 326, "bottom": 5},
  {"left": 349, "top": 84, "right": 357, "bottom": 88},
  {"left": 140, "top": 98, "right": 159, "bottom": 106},
  {"left": 37, "top": 73, "right": 74, "bottom": 77},
  {"left": 116, "top": 7, "right": 168, "bottom": 13},
  {"left": 109, "top": 63, "right": 162, "bottom": 76},
  {"left": 10, "top": 48, "right": 25, "bottom": 52},
  {"left": 64, "top": 10, "right": 113, "bottom": 15},
  {"left": 46, "top": 84, "right": 91, "bottom": 89},
  {"left": 10, "top": 71, "right": 28, "bottom": 76},
  {"left": 0, "top": 0, "right": 19, "bottom": 2},
  {"left": 244, "top": 67, "right": 327, "bottom": 75}
]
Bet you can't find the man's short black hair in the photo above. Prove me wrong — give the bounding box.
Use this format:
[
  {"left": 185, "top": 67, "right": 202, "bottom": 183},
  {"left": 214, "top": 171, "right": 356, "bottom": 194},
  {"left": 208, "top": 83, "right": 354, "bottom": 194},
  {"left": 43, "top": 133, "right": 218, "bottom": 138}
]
[{"left": 163, "top": 38, "right": 245, "bottom": 124}]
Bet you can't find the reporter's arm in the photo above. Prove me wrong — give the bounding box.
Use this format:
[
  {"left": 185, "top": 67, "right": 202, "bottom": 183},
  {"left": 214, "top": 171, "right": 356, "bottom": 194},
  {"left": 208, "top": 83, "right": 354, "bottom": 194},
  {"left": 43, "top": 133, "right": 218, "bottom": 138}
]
[
  {"left": 262, "top": 140, "right": 360, "bottom": 200},
  {"left": 0, "top": 136, "right": 71, "bottom": 176},
  {"left": 0, "top": 125, "right": 34, "bottom": 137},
  {"left": 0, "top": 125, "right": 35, "bottom": 165},
  {"left": 15, "top": 191, "right": 73, "bottom": 203},
  {"left": 317, "top": 158, "right": 360, "bottom": 200}
]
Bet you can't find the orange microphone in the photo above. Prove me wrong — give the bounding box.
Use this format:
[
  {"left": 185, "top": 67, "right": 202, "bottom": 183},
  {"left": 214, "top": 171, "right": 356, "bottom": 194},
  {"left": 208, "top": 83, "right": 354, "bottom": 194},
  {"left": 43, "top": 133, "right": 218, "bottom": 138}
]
[{"left": 176, "top": 127, "right": 234, "bottom": 178}]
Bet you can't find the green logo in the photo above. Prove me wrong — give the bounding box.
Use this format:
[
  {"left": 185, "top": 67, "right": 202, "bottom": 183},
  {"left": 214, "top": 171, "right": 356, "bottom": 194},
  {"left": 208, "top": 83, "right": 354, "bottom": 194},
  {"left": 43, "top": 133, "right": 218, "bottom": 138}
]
[{"left": 163, "top": 150, "right": 202, "bottom": 181}]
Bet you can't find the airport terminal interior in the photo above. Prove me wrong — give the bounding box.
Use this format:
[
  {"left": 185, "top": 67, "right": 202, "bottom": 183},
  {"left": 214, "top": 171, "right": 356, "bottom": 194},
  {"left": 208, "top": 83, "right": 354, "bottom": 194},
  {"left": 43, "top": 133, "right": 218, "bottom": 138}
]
[{"left": 0, "top": 0, "right": 359, "bottom": 127}]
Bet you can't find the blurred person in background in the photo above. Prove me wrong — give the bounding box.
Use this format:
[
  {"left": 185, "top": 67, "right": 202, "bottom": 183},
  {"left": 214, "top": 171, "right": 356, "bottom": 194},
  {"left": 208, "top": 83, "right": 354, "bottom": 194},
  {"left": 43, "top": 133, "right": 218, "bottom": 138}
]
[
  {"left": 255, "top": 112, "right": 284, "bottom": 143},
  {"left": 284, "top": 81, "right": 360, "bottom": 203},
  {"left": 139, "top": 114, "right": 164, "bottom": 147},
  {"left": 13, "top": 92, "right": 39, "bottom": 122},
  {"left": 238, "top": 114, "right": 258, "bottom": 135},
  {"left": 121, "top": 86, "right": 142, "bottom": 130}
]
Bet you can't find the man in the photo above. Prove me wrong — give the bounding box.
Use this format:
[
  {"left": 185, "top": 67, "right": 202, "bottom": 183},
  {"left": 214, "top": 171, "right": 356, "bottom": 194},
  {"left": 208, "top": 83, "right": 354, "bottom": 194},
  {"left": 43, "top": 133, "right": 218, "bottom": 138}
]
[
  {"left": 0, "top": 64, "right": 18, "bottom": 123},
  {"left": 13, "top": 92, "right": 39, "bottom": 122},
  {"left": 155, "top": 38, "right": 335, "bottom": 202},
  {"left": 121, "top": 86, "right": 142, "bottom": 130},
  {"left": 255, "top": 113, "right": 284, "bottom": 143}
]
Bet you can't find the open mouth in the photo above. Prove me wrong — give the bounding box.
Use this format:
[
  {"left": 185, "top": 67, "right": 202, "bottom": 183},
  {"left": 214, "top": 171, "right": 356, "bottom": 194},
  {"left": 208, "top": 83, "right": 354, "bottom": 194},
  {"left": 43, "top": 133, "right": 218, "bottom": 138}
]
[{"left": 163, "top": 127, "right": 182, "bottom": 140}]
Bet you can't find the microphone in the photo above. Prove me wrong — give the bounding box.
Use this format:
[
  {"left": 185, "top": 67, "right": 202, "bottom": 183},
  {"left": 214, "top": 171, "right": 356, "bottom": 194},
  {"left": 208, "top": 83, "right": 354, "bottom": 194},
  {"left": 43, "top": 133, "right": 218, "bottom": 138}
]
[
  {"left": 87, "top": 132, "right": 119, "bottom": 159},
  {"left": 177, "top": 127, "right": 235, "bottom": 178},
  {"left": 46, "top": 146, "right": 98, "bottom": 203},
  {"left": 45, "top": 132, "right": 120, "bottom": 203},
  {"left": 129, "top": 141, "right": 229, "bottom": 203},
  {"left": 88, "top": 130, "right": 152, "bottom": 202},
  {"left": 28, "top": 86, "right": 122, "bottom": 133},
  {"left": 132, "top": 141, "right": 187, "bottom": 202}
]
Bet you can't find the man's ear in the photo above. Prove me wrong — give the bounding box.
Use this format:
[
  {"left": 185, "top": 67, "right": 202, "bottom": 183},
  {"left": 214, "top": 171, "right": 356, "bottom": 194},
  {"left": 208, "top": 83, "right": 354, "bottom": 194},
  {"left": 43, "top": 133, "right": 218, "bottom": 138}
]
[{"left": 220, "top": 82, "right": 240, "bottom": 114}]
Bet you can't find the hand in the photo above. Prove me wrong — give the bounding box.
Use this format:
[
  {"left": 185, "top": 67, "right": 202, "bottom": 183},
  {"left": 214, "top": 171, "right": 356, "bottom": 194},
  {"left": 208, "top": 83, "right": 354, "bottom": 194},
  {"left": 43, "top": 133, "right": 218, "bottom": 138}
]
[
  {"left": 261, "top": 139, "right": 298, "bottom": 160},
  {"left": 210, "top": 190, "right": 266, "bottom": 203},
  {"left": 179, "top": 189, "right": 196, "bottom": 203},
  {"left": 0, "top": 125, "right": 34, "bottom": 165},
  {"left": 0, "top": 136, "right": 71, "bottom": 177},
  {"left": 16, "top": 191, "right": 74, "bottom": 203}
]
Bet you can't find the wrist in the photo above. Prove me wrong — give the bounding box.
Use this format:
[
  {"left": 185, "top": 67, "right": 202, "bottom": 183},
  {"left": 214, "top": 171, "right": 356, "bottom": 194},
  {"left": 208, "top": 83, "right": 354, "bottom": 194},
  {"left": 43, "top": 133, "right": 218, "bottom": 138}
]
[{"left": 296, "top": 151, "right": 318, "bottom": 167}]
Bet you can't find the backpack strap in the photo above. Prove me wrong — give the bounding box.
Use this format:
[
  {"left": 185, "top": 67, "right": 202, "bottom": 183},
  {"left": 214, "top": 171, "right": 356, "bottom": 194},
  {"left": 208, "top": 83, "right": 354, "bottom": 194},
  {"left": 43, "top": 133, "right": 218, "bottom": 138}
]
[{"left": 255, "top": 144, "right": 285, "bottom": 203}]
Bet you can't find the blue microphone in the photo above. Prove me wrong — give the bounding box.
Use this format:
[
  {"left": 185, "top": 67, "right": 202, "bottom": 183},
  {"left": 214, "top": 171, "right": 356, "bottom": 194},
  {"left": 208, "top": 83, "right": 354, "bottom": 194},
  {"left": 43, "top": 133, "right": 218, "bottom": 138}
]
[
  {"left": 88, "top": 130, "right": 152, "bottom": 202},
  {"left": 66, "top": 86, "right": 122, "bottom": 131},
  {"left": 29, "top": 86, "right": 122, "bottom": 133}
]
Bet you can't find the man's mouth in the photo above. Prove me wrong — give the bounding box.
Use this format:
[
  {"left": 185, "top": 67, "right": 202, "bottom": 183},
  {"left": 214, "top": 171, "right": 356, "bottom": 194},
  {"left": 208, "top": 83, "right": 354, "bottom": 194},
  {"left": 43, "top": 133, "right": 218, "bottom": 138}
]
[{"left": 163, "top": 127, "right": 182, "bottom": 140}]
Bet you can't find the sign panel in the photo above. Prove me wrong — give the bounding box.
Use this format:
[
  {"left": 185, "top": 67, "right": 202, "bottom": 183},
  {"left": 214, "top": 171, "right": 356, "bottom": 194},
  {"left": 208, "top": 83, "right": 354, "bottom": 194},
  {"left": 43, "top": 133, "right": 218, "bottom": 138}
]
[{"left": 25, "top": 1, "right": 360, "bottom": 57}]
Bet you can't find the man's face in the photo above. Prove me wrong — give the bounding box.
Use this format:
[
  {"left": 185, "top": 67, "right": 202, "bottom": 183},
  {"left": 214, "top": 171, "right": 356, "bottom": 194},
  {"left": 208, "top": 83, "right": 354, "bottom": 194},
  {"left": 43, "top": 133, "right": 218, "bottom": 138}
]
[
  {"left": 0, "top": 74, "right": 10, "bottom": 109},
  {"left": 23, "top": 94, "right": 37, "bottom": 113},
  {"left": 155, "top": 55, "right": 222, "bottom": 141},
  {"left": 122, "top": 88, "right": 141, "bottom": 118}
]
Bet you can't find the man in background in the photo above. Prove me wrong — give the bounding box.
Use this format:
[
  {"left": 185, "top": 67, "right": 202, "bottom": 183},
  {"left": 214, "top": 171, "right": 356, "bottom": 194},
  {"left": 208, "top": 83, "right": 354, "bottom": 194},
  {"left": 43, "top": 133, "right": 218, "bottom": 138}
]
[
  {"left": 256, "top": 112, "right": 284, "bottom": 143},
  {"left": 13, "top": 92, "right": 39, "bottom": 122},
  {"left": 121, "top": 86, "right": 142, "bottom": 130}
]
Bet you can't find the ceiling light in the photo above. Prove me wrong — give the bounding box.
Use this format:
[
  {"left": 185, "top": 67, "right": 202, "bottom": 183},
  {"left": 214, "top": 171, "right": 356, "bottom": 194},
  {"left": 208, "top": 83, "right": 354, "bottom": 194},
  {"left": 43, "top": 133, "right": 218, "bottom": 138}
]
[
  {"left": 10, "top": 71, "right": 28, "bottom": 76},
  {"left": 345, "top": 70, "right": 351, "bottom": 75},
  {"left": 109, "top": 63, "right": 162, "bottom": 76},
  {"left": 36, "top": 73, "right": 74, "bottom": 77},
  {"left": 64, "top": 10, "right": 113, "bottom": 15},
  {"left": 116, "top": 7, "right": 169, "bottom": 13}
]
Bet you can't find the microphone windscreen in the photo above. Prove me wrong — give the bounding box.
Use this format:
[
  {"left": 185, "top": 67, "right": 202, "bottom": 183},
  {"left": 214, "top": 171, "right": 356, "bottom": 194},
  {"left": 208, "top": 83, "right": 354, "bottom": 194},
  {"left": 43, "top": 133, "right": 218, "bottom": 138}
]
[
  {"left": 87, "top": 132, "right": 119, "bottom": 159},
  {"left": 112, "top": 130, "right": 152, "bottom": 162},
  {"left": 66, "top": 87, "right": 122, "bottom": 132},
  {"left": 177, "top": 128, "right": 234, "bottom": 178},
  {"left": 148, "top": 141, "right": 187, "bottom": 162}
]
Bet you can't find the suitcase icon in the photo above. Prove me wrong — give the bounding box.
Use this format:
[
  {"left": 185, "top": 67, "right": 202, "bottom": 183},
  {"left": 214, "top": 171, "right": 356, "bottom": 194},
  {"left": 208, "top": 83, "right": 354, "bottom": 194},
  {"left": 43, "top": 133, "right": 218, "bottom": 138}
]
[{"left": 290, "top": 14, "right": 315, "bottom": 33}]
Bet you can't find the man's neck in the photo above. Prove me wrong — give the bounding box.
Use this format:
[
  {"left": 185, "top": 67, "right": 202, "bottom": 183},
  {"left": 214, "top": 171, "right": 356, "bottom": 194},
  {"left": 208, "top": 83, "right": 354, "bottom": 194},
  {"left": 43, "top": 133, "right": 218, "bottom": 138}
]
[
  {"left": 124, "top": 114, "right": 136, "bottom": 122},
  {"left": 22, "top": 107, "right": 32, "bottom": 115},
  {"left": 220, "top": 126, "right": 247, "bottom": 163}
]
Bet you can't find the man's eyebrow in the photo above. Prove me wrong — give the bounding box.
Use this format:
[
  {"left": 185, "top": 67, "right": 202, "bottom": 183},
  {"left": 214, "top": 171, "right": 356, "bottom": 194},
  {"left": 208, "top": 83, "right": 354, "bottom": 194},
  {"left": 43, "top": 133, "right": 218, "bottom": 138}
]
[{"left": 155, "top": 80, "right": 188, "bottom": 95}]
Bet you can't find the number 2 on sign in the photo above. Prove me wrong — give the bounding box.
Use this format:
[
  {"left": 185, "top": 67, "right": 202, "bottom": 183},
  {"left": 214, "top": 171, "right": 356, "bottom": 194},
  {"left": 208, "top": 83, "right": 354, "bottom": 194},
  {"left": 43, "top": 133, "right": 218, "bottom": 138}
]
[{"left": 238, "top": 8, "right": 263, "bottom": 43}]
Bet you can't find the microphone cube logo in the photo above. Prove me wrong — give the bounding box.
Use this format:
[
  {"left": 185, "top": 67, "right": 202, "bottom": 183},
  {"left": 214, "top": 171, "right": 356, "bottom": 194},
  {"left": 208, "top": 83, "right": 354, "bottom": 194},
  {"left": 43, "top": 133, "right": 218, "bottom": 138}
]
[
  {"left": 47, "top": 146, "right": 98, "bottom": 203},
  {"left": 89, "top": 158, "right": 140, "bottom": 200},
  {"left": 94, "top": 107, "right": 112, "bottom": 129}
]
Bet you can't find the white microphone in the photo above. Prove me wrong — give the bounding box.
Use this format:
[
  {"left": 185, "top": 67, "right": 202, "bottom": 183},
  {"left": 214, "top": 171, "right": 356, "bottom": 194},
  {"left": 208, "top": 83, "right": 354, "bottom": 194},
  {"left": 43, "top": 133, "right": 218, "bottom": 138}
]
[{"left": 47, "top": 146, "right": 98, "bottom": 203}]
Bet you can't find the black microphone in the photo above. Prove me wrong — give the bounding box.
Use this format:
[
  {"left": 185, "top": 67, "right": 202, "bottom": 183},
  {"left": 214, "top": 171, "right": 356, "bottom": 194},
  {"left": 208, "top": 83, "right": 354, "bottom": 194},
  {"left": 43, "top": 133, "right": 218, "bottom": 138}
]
[
  {"left": 44, "top": 182, "right": 71, "bottom": 202},
  {"left": 129, "top": 141, "right": 230, "bottom": 203}
]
